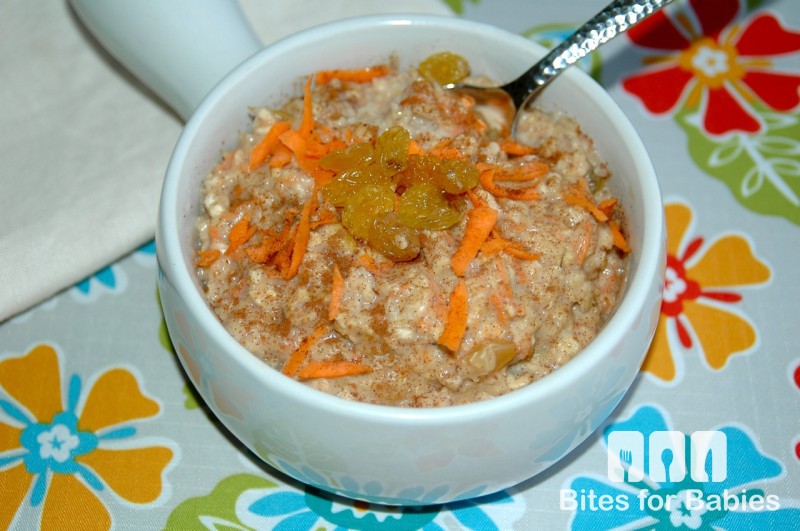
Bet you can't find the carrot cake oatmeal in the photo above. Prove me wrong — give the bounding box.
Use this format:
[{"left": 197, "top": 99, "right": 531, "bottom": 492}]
[{"left": 194, "top": 52, "right": 630, "bottom": 407}]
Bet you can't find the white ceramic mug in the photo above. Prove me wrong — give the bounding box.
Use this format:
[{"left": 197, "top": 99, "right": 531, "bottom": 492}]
[{"left": 70, "top": 3, "right": 666, "bottom": 505}]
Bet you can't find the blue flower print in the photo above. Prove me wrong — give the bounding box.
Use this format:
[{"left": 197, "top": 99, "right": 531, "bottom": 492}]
[
  {"left": 236, "top": 483, "right": 523, "bottom": 530},
  {"left": 565, "top": 404, "right": 800, "bottom": 530},
  {"left": 137, "top": 240, "right": 156, "bottom": 255},
  {"left": 72, "top": 264, "right": 126, "bottom": 300},
  {"left": 134, "top": 239, "right": 157, "bottom": 267}
]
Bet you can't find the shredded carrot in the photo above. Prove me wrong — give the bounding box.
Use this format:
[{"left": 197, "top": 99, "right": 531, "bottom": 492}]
[
  {"left": 477, "top": 164, "right": 540, "bottom": 201},
  {"left": 225, "top": 214, "right": 256, "bottom": 255},
  {"left": 563, "top": 184, "right": 609, "bottom": 222},
  {"left": 282, "top": 324, "right": 328, "bottom": 377},
  {"left": 481, "top": 233, "right": 540, "bottom": 261},
  {"left": 328, "top": 263, "right": 344, "bottom": 320},
  {"left": 283, "top": 188, "right": 317, "bottom": 280},
  {"left": 279, "top": 127, "right": 307, "bottom": 156},
  {"left": 451, "top": 206, "right": 498, "bottom": 276},
  {"left": 497, "top": 138, "right": 537, "bottom": 156},
  {"left": 504, "top": 246, "right": 541, "bottom": 261},
  {"left": 279, "top": 129, "right": 335, "bottom": 185},
  {"left": 598, "top": 197, "right": 618, "bottom": 217},
  {"left": 209, "top": 226, "right": 221, "bottom": 243},
  {"left": 575, "top": 219, "right": 594, "bottom": 265},
  {"left": 608, "top": 220, "right": 631, "bottom": 253},
  {"left": 494, "top": 162, "right": 548, "bottom": 182},
  {"left": 490, "top": 292, "right": 509, "bottom": 325},
  {"left": 466, "top": 188, "right": 486, "bottom": 208},
  {"left": 438, "top": 279, "right": 469, "bottom": 352},
  {"left": 297, "top": 360, "right": 372, "bottom": 380},
  {"left": 244, "top": 236, "right": 274, "bottom": 263},
  {"left": 268, "top": 80, "right": 335, "bottom": 185},
  {"left": 268, "top": 144, "right": 294, "bottom": 168},
  {"left": 249, "top": 120, "right": 292, "bottom": 170},
  {"left": 299, "top": 75, "right": 315, "bottom": 137},
  {"left": 357, "top": 253, "right": 392, "bottom": 276},
  {"left": 197, "top": 249, "right": 221, "bottom": 267},
  {"left": 315, "top": 133, "right": 348, "bottom": 155},
  {"left": 408, "top": 139, "right": 425, "bottom": 155},
  {"left": 480, "top": 236, "right": 512, "bottom": 255},
  {"left": 429, "top": 138, "right": 465, "bottom": 160},
  {"left": 494, "top": 255, "right": 514, "bottom": 302},
  {"left": 244, "top": 227, "right": 291, "bottom": 264},
  {"left": 315, "top": 64, "right": 391, "bottom": 85},
  {"left": 310, "top": 209, "right": 337, "bottom": 229},
  {"left": 272, "top": 223, "right": 297, "bottom": 276}
]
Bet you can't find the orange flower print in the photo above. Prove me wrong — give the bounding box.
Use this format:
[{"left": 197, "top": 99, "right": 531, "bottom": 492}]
[
  {"left": 0, "top": 345, "right": 175, "bottom": 530},
  {"left": 642, "top": 202, "right": 771, "bottom": 382}
]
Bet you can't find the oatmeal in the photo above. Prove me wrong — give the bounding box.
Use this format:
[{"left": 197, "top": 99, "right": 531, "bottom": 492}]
[{"left": 195, "top": 54, "right": 630, "bottom": 407}]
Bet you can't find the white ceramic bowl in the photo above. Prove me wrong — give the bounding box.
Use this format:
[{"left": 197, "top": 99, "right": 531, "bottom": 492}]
[{"left": 149, "top": 14, "right": 665, "bottom": 505}]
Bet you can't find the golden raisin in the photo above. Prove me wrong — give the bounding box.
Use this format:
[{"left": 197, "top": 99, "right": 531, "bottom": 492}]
[
  {"left": 320, "top": 141, "right": 375, "bottom": 172},
  {"left": 395, "top": 154, "right": 439, "bottom": 189},
  {"left": 341, "top": 184, "right": 395, "bottom": 240},
  {"left": 323, "top": 164, "right": 389, "bottom": 206},
  {"left": 468, "top": 339, "right": 518, "bottom": 376},
  {"left": 435, "top": 158, "right": 479, "bottom": 194},
  {"left": 418, "top": 51, "right": 471, "bottom": 85},
  {"left": 397, "top": 183, "right": 462, "bottom": 230},
  {"left": 368, "top": 212, "right": 421, "bottom": 262},
  {"left": 376, "top": 126, "right": 410, "bottom": 176},
  {"left": 320, "top": 125, "right": 480, "bottom": 260}
]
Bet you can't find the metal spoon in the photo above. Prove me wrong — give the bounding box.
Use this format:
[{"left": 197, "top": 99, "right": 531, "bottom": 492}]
[{"left": 447, "top": 0, "right": 674, "bottom": 134}]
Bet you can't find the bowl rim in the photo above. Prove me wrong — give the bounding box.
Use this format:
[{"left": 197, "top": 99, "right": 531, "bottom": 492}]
[{"left": 158, "top": 13, "right": 664, "bottom": 425}]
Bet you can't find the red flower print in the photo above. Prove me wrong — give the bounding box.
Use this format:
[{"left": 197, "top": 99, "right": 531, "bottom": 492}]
[
  {"left": 622, "top": 0, "right": 800, "bottom": 135},
  {"left": 793, "top": 362, "right": 800, "bottom": 462}
]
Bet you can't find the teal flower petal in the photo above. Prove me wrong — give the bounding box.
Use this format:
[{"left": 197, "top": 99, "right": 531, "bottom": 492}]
[
  {"left": 248, "top": 492, "right": 307, "bottom": 517},
  {"left": 717, "top": 507, "right": 800, "bottom": 530},
  {"left": 704, "top": 426, "right": 782, "bottom": 495},
  {"left": 568, "top": 476, "right": 651, "bottom": 530},
  {"left": 272, "top": 510, "right": 319, "bottom": 531},
  {"left": 451, "top": 501, "right": 500, "bottom": 530},
  {"left": 138, "top": 241, "right": 156, "bottom": 255}
]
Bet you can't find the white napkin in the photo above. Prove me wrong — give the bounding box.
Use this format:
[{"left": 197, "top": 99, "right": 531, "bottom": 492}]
[{"left": 0, "top": 0, "right": 450, "bottom": 321}]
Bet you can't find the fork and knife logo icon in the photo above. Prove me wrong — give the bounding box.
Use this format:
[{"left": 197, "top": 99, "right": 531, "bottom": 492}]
[{"left": 608, "top": 431, "right": 727, "bottom": 483}]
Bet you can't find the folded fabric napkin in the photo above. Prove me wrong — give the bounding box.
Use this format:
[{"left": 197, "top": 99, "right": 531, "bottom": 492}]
[{"left": 0, "top": 0, "right": 450, "bottom": 322}]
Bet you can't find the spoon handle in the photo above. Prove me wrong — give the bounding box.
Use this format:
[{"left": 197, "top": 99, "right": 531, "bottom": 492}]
[{"left": 507, "top": 0, "right": 673, "bottom": 107}]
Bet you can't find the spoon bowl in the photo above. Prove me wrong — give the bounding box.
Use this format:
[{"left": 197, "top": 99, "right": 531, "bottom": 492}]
[{"left": 447, "top": 0, "right": 674, "bottom": 134}]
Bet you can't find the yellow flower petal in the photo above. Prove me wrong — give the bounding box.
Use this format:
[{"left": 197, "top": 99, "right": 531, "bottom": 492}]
[
  {"left": 41, "top": 473, "right": 110, "bottom": 531},
  {"left": 687, "top": 235, "right": 770, "bottom": 289},
  {"left": 665, "top": 203, "right": 693, "bottom": 257},
  {"left": 683, "top": 300, "right": 757, "bottom": 370},
  {"left": 77, "top": 446, "right": 174, "bottom": 503},
  {"left": 0, "top": 422, "right": 22, "bottom": 453},
  {"left": 641, "top": 315, "right": 676, "bottom": 381},
  {"left": 0, "top": 463, "right": 33, "bottom": 530},
  {"left": 0, "top": 344, "right": 62, "bottom": 423},
  {"left": 78, "top": 369, "right": 159, "bottom": 433}
]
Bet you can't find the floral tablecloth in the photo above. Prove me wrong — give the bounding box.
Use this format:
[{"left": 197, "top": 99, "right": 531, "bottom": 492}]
[{"left": 2, "top": 0, "right": 799, "bottom": 529}]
